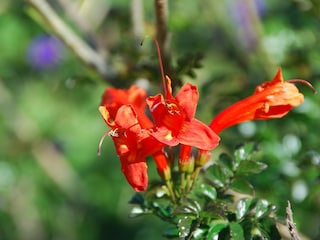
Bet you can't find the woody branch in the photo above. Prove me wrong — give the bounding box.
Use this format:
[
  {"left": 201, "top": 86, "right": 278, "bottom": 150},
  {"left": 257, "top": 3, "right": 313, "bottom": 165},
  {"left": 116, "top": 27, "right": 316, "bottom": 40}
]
[
  {"left": 26, "top": 0, "right": 110, "bottom": 79},
  {"left": 154, "top": 0, "right": 171, "bottom": 76}
]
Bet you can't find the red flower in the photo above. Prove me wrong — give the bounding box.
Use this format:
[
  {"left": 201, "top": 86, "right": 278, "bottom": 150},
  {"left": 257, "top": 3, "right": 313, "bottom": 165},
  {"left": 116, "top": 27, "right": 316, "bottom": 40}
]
[
  {"left": 209, "top": 68, "right": 305, "bottom": 134},
  {"left": 152, "top": 150, "right": 171, "bottom": 180},
  {"left": 99, "top": 104, "right": 163, "bottom": 192},
  {"left": 179, "top": 145, "right": 193, "bottom": 172},
  {"left": 100, "top": 86, "right": 153, "bottom": 129},
  {"left": 147, "top": 76, "right": 220, "bottom": 151}
]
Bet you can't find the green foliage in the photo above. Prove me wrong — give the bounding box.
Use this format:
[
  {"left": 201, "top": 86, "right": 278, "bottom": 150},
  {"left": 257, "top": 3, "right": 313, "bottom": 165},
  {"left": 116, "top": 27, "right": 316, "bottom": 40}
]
[
  {"left": 129, "top": 144, "right": 281, "bottom": 239},
  {"left": 1, "top": 0, "right": 320, "bottom": 239}
]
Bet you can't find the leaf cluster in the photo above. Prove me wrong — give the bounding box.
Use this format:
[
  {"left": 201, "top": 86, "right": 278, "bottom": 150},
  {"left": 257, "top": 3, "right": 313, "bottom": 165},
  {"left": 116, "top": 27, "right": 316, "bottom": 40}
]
[{"left": 129, "top": 143, "right": 281, "bottom": 239}]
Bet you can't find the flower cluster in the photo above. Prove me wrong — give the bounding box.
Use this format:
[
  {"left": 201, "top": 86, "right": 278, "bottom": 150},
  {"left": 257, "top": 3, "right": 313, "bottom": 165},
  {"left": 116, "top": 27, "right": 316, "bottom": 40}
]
[{"left": 99, "top": 68, "right": 308, "bottom": 194}]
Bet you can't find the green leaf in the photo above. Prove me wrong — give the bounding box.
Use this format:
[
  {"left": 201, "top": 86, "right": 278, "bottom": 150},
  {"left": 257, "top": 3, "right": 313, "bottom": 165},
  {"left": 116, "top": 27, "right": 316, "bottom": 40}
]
[
  {"left": 207, "top": 221, "right": 228, "bottom": 240},
  {"left": 229, "top": 222, "right": 245, "bottom": 240},
  {"left": 129, "top": 206, "right": 149, "bottom": 218},
  {"left": 258, "top": 217, "right": 281, "bottom": 239},
  {"left": 198, "top": 183, "right": 217, "bottom": 201},
  {"left": 230, "top": 178, "right": 254, "bottom": 195},
  {"left": 174, "top": 199, "right": 201, "bottom": 216},
  {"left": 162, "top": 227, "right": 179, "bottom": 238},
  {"left": 254, "top": 199, "right": 270, "bottom": 219},
  {"left": 129, "top": 193, "right": 144, "bottom": 205},
  {"left": 234, "top": 143, "right": 257, "bottom": 169},
  {"left": 199, "top": 211, "right": 224, "bottom": 220},
  {"left": 207, "top": 164, "right": 233, "bottom": 188},
  {"left": 192, "top": 228, "right": 208, "bottom": 239},
  {"left": 185, "top": 198, "right": 202, "bottom": 214},
  {"left": 236, "top": 198, "right": 253, "bottom": 220},
  {"left": 234, "top": 143, "right": 254, "bottom": 160},
  {"left": 178, "top": 216, "right": 193, "bottom": 238},
  {"left": 151, "top": 202, "right": 172, "bottom": 218},
  {"left": 236, "top": 160, "right": 267, "bottom": 176},
  {"left": 219, "top": 153, "right": 233, "bottom": 171}
]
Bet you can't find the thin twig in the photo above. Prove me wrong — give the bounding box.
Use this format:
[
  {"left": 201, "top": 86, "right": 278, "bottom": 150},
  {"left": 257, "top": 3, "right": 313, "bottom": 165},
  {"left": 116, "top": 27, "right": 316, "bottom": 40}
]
[
  {"left": 286, "top": 201, "right": 301, "bottom": 240},
  {"left": 56, "top": 0, "right": 92, "bottom": 33},
  {"left": 26, "top": 0, "right": 109, "bottom": 78},
  {"left": 154, "top": 0, "right": 171, "bottom": 76}
]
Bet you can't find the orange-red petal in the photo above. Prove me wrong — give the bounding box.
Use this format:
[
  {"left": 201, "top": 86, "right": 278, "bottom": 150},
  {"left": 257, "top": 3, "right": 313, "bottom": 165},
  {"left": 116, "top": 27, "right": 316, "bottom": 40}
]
[{"left": 209, "top": 68, "right": 304, "bottom": 134}]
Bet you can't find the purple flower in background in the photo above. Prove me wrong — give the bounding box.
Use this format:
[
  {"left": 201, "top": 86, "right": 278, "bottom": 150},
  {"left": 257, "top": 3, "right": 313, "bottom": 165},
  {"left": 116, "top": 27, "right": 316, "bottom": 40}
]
[
  {"left": 27, "top": 35, "right": 64, "bottom": 70},
  {"left": 254, "top": 0, "right": 267, "bottom": 18},
  {"left": 226, "top": 0, "right": 267, "bottom": 52}
]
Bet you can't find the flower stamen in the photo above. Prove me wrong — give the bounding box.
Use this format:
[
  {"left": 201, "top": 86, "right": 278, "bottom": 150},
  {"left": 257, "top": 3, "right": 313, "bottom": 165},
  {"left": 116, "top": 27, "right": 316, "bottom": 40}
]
[
  {"left": 97, "top": 130, "right": 110, "bottom": 156},
  {"left": 287, "top": 79, "right": 317, "bottom": 94}
]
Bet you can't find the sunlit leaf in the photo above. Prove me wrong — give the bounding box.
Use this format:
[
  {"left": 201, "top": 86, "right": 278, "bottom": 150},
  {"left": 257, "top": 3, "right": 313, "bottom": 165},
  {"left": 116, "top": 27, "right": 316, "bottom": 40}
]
[
  {"left": 229, "top": 222, "right": 245, "bottom": 240},
  {"left": 236, "top": 198, "right": 253, "bottom": 220},
  {"left": 129, "top": 206, "right": 148, "bottom": 218},
  {"left": 207, "top": 221, "right": 228, "bottom": 240},
  {"left": 234, "top": 143, "right": 254, "bottom": 160},
  {"left": 178, "top": 216, "right": 193, "bottom": 238},
  {"left": 174, "top": 199, "right": 201, "bottom": 216},
  {"left": 192, "top": 228, "right": 208, "bottom": 239},
  {"left": 197, "top": 183, "right": 217, "bottom": 201},
  {"left": 234, "top": 143, "right": 257, "bottom": 169},
  {"left": 236, "top": 160, "right": 267, "bottom": 176},
  {"left": 255, "top": 199, "right": 270, "bottom": 219}
]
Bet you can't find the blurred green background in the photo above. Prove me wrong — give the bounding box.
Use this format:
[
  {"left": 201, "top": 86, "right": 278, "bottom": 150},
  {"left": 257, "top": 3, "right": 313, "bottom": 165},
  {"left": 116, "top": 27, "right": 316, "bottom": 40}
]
[{"left": 0, "top": 0, "right": 319, "bottom": 239}]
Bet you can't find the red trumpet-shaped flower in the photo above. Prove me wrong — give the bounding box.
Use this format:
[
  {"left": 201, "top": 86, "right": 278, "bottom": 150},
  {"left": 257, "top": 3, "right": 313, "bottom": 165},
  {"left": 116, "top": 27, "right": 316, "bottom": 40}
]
[
  {"left": 99, "top": 103, "right": 164, "bottom": 192},
  {"left": 100, "top": 85, "right": 153, "bottom": 129},
  {"left": 99, "top": 85, "right": 171, "bottom": 191},
  {"left": 147, "top": 76, "right": 220, "bottom": 151},
  {"left": 209, "top": 68, "right": 306, "bottom": 134}
]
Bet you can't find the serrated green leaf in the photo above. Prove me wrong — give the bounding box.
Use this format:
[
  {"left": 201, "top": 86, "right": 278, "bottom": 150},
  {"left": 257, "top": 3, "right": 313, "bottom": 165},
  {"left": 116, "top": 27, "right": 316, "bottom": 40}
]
[
  {"left": 236, "top": 198, "right": 253, "bottom": 220},
  {"left": 229, "top": 222, "right": 245, "bottom": 240},
  {"left": 230, "top": 178, "right": 254, "bottom": 195},
  {"left": 236, "top": 160, "right": 267, "bottom": 176}
]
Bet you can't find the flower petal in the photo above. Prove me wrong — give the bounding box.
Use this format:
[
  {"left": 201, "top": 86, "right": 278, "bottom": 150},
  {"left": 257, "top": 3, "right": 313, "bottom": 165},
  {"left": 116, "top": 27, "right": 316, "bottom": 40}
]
[
  {"left": 209, "top": 69, "right": 305, "bottom": 134},
  {"left": 178, "top": 119, "right": 220, "bottom": 150},
  {"left": 101, "top": 86, "right": 153, "bottom": 128},
  {"left": 150, "top": 127, "right": 180, "bottom": 146},
  {"left": 176, "top": 82, "right": 199, "bottom": 120},
  {"left": 121, "top": 161, "right": 148, "bottom": 192},
  {"left": 114, "top": 105, "right": 141, "bottom": 132}
]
